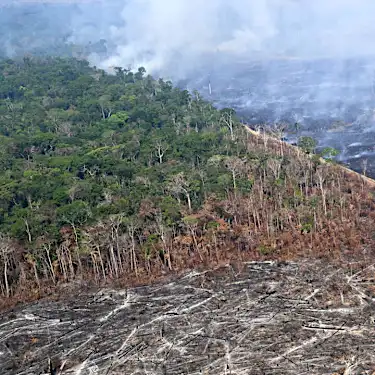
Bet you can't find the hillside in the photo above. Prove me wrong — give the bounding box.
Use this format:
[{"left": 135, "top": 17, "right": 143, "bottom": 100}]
[{"left": 0, "top": 57, "right": 374, "bottom": 309}]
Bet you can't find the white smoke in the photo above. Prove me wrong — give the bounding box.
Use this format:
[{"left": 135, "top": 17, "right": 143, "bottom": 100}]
[
  {"left": 96, "top": 0, "right": 375, "bottom": 76},
  {"left": 4, "top": 0, "right": 375, "bottom": 170},
  {"left": 5, "top": 0, "right": 375, "bottom": 76}
]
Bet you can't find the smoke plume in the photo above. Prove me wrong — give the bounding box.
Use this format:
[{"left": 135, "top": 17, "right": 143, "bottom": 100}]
[
  {"left": 4, "top": 0, "right": 375, "bottom": 76},
  {"left": 2, "top": 0, "right": 375, "bottom": 171},
  {"left": 97, "top": 0, "right": 375, "bottom": 75}
]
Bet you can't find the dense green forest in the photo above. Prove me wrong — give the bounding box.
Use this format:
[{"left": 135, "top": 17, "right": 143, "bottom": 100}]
[
  {"left": 0, "top": 57, "right": 232, "bottom": 243},
  {"left": 0, "top": 57, "right": 374, "bottom": 305}
]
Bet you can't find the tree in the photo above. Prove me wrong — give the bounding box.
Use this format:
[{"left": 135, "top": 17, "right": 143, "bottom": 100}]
[
  {"left": 0, "top": 55, "right": 373, "bottom": 309},
  {"left": 98, "top": 94, "right": 112, "bottom": 119},
  {"left": 167, "top": 172, "right": 193, "bottom": 212},
  {"left": 223, "top": 156, "right": 245, "bottom": 191},
  {"left": 135, "top": 67, "right": 146, "bottom": 81},
  {"left": 298, "top": 136, "right": 317, "bottom": 154},
  {"left": 56, "top": 200, "right": 92, "bottom": 267},
  {"left": 154, "top": 139, "right": 169, "bottom": 164},
  {"left": 316, "top": 166, "right": 328, "bottom": 216},
  {"left": 182, "top": 215, "right": 203, "bottom": 261},
  {"left": 220, "top": 108, "right": 236, "bottom": 141},
  {"left": 0, "top": 235, "right": 14, "bottom": 297},
  {"left": 106, "top": 111, "right": 129, "bottom": 128},
  {"left": 320, "top": 147, "right": 339, "bottom": 162}
]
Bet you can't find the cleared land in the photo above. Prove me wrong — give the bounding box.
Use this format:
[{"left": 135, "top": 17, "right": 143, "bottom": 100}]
[{"left": 1, "top": 260, "right": 375, "bottom": 374}]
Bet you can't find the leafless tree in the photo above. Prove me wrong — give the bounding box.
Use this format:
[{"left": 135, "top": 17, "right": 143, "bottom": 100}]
[
  {"left": 316, "top": 166, "right": 328, "bottom": 216},
  {"left": 154, "top": 139, "right": 169, "bottom": 164},
  {"left": 224, "top": 156, "right": 245, "bottom": 191},
  {"left": 361, "top": 158, "right": 368, "bottom": 177},
  {"left": 98, "top": 95, "right": 112, "bottom": 119},
  {"left": 220, "top": 109, "right": 235, "bottom": 141},
  {"left": 0, "top": 235, "right": 15, "bottom": 297},
  {"left": 167, "top": 172, "right": 192, "bottom": 211}
]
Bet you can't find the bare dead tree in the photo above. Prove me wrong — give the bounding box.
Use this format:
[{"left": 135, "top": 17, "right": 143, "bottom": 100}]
[
  {"left": 316, "top": 166, "right": 328, "bottom": 216},
  {"left": 267, "top": 157, "right": 282, "bottom": 182},
  {"left": 361, "top": 158, "right": 368, "bottom": 177},
  {"left": 0, "top": 235, "right": 13, "bottom": 297},
  {"left": 167, "top": 172, "right": 193, "bottom": 212},
  {"left": 154, "top": 139, "right": 169, "bottom": 164},
  {"left": 224, "top": 156, "right": 245, "bottom": 191},
  {"left": 182, "top": 216, "right": 203, "bottom": 261},
  {"left": 154, "top": 212, "right": 172, "bottom": 270},
  {"left": 127, "top": 220, "right": 139, "bottom": 277},
  {"left": 98, "top": 95, "right": 112, "bottom": 119},
  {"left": 220, "top": 109, "right": 236, "bottom": 141}
]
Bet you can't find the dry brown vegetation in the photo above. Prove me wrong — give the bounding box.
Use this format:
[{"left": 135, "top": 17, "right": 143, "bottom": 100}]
[{"left": 0, "top": 127, "right": 374, "bottom": 310}]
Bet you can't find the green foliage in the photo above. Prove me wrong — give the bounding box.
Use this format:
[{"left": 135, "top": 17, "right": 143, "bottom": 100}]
[
  {"left": 298, "top": 136, "right": 317, "bottom": 154},
  {"left": 0, "top": 57, "right": 374, "bottom": 305},
  {"left": 258, "top": 244, "right": 273, "bottom": 256},
  {"left": 320, "top": 147, "right": 339, "bottom": 161},
  {"left": 56, "top": 201, "right": 91, "bottom": 225},
  {"left": 0, "top": 56, "right": 242, "bottom": 245},
  {"left": 182, "top": 216, "right": 199, "bottom": 226}
]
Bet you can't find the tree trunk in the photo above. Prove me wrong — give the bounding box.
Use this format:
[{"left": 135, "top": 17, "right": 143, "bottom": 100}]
[
  {"left": 109, "top": 244, "right": 119, "bottom": 278},
  {"left": 45, "top": 245, "right": 56, "bottom": 285},
  {"left": 183, "top": 190, "right": 192, "bottom": 212},
  {"left": 71, "top": 223, "right": 83, "bottom": 276},
  {"left": 4, "top": 258, "right": 9, "bottom": 298},
  {"left": 232, "top": 170, "right": 237, "bottom": 190}
]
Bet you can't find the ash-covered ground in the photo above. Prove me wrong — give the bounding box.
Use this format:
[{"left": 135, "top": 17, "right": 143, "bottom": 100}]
[
  {"left": 182, "top": 57, "right": 375, "bottom": 177},
  {"left": 2, "top": 261, "right": 375, "bottom": 375}
]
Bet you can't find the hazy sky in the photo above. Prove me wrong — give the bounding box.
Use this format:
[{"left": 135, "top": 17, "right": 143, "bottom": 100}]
[
  {"left": 3, "top": 0, "right": 375, "bottom": 77},
  {"left": 89, "top": 0, "right": 375, "bottom": 75}
]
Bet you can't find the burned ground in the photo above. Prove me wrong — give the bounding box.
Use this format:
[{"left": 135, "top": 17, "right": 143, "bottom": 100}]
[{"left": 1, "top": 261, "right": 375, "bottom": 374}]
